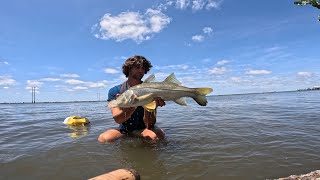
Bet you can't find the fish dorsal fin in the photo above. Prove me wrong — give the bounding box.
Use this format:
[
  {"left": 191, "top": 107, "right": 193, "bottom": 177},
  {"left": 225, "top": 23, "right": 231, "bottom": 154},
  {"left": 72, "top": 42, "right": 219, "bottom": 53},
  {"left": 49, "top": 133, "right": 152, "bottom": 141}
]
[
  {"left": 163, "top": 73, "right": 181, "bottom": 85},
  {"left": 143, "top": 73, "right": 156, "bottom": 83},
  {"left": 174, "top": 97, "right": 187, "bottom": 106},
  {"left": 143, "top": 101, "right": 157, "bottom": 112}
]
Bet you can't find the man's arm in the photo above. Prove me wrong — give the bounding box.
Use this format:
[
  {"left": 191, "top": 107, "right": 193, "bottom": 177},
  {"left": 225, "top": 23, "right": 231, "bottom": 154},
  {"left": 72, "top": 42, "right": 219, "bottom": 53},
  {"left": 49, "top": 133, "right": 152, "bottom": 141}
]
[
  {"left": 111, "top": 107, "right": 136, "bottom": 124},
  {"left": 108, "top": 86, "right": 136, "bottom": 124}
]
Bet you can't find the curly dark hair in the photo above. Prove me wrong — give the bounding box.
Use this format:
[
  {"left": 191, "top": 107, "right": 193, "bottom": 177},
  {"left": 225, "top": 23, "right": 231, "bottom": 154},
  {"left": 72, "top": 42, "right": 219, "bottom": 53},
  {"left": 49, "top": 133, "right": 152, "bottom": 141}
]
[{"left": 122, "top": 55, "right": 153, "bottom": 77}]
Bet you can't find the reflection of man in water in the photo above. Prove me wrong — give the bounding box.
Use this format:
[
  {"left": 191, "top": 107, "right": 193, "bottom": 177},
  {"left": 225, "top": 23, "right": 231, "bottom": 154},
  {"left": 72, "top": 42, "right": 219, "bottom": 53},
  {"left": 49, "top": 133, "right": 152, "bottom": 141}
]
[{"left": 98, "top": 55, "right": 165, "bottom": 143}]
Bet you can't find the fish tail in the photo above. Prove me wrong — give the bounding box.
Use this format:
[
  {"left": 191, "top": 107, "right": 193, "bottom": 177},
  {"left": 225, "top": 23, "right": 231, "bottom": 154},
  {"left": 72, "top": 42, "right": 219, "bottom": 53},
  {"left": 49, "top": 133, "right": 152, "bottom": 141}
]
[
  {"left": 191, "top": 88, "right": 213, "bottom": 106},
  {"left": 192, "top": 88, "right": 213, "bottom": 95},
  {"left": 192, "top": 95, "right": 208, "bottom": 106}
]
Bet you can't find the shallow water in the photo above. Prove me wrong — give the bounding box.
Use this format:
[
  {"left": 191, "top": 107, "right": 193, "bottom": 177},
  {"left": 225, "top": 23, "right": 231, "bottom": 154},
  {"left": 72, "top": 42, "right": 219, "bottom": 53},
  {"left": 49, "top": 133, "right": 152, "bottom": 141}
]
[{"left": 1, "top": 91, "right": 320, "bottom": 180}]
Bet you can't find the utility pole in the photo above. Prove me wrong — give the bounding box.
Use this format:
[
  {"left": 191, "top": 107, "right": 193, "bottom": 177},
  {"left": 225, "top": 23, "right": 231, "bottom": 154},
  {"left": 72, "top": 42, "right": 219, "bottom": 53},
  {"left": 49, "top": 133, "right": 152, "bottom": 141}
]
[
  {"left": 31, "top": 87, "right": 33, "bottom": 103},
  {"left": 31, "top": 87, "right": 36, "bottom": 103}
]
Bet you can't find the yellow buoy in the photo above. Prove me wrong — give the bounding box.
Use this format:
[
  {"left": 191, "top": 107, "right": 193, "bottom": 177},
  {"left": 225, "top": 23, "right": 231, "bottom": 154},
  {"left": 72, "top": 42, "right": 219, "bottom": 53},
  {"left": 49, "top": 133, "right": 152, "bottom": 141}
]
[{"left": 63, "top": 116, "right": 90, "bottom": 125}]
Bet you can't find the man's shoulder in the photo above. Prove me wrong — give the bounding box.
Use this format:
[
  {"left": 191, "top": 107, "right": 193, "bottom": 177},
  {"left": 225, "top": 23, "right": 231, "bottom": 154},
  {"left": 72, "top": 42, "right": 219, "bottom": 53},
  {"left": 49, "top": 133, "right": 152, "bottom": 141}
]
[
  {"left": 110, "top": 84, "right": 122, "bottom": 91},
  {"left": 109, "top": 84, "right": 122, "bottom": 94},
  {"left": 107, "top": 84, "right": 123, "bottom": 101}
]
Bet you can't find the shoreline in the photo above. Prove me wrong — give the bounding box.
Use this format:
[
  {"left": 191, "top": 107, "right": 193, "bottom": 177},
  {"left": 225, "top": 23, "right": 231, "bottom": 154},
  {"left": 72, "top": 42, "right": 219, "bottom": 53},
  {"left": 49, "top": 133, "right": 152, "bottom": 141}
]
[{"left": 1, "top": 89, "right": 319, "bottom": 104}]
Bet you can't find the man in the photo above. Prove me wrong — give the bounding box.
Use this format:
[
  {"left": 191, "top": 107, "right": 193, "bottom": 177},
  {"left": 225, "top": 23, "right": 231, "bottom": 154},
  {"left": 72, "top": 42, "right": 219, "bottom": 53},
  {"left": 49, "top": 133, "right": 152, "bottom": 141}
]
[{"left": 98, "top": 55, "right": 165, "bottom": 143}]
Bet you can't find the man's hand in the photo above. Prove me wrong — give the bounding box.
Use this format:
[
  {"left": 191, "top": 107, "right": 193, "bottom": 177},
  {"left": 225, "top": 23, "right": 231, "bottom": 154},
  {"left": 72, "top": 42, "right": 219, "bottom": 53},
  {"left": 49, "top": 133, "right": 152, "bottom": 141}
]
[
  {"left": 154, "top": 97, "right": 165, "bottom": 107},
  {"left": 110, "top": 94, "right": 138, "bottom": 124}
]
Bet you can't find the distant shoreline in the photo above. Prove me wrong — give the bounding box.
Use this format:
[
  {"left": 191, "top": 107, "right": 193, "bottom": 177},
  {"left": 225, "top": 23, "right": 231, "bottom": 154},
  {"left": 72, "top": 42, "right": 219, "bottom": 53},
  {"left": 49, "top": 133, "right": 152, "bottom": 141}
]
[
  {"left": 298, "top": 86, "right": 320, "bottom": 91},
  {"left": 213, "top": 90, "right": 298, "bottom": 97},
  {"left": 1, "top": 89, "right": 319, "bottom": 104},
  {"left": 0, "top": 100, "right": 105, "bottom": 105}
]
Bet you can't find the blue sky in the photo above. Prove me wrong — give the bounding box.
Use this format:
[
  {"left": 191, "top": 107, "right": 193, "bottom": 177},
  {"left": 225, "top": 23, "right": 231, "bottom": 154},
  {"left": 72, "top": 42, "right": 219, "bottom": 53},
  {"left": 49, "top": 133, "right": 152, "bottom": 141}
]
[{"left": 0, "top": 0, "right": 319, "bottom": 103}]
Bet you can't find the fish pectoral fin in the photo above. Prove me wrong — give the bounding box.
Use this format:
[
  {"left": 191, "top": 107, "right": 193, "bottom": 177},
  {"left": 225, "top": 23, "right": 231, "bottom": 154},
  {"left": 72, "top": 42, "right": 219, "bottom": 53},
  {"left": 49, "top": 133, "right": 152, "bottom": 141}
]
[
  {"left": 134, "top": 93, "right": 156, "bottom": 111},
  {"left": 143, "top": 101, "right": 157, "bottom": 112},
  {"left": 135, "top": 93, "right": 154, "bottom": 102},
  {"left": 174, "top": 97, "right": 187, "bottom": 106}
]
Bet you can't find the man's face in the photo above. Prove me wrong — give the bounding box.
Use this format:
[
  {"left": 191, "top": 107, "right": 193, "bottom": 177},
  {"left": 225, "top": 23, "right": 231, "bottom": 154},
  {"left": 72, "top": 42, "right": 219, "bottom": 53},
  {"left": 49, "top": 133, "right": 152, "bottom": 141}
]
[{"left": 129, "top": 64, "right": 145, "bottom": 80}]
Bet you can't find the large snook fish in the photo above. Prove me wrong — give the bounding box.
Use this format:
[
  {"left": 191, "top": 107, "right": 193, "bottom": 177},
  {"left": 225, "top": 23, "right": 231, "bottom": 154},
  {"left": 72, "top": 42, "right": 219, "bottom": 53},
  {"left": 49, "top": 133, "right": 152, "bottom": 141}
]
[{"left": 108, "top": 73, "right": 213, "bottom": 111}]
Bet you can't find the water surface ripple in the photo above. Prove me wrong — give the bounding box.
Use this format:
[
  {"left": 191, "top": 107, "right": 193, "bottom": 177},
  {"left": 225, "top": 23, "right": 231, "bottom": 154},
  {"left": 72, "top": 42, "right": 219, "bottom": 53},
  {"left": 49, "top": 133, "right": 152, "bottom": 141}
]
[{"left": 1, "top": 91, "right": 319, "bottom": 179}]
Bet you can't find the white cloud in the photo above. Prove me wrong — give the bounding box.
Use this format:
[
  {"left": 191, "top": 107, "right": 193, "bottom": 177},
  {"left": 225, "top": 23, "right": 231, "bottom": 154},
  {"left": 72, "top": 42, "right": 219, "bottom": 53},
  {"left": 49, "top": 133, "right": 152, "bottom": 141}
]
[
  {"left": 119, "top": 74, "right": 127, "bottom": 81},
  {"left": 41, "top": 78, "right": 61, "bottom": 82},
  {"left": 154, "top": 64, "right": 189, "bottom": 70},
  {"left": 191, "top": 26, "right": 213, "bottom": 43},
  {"left": 264, "top": 46, "right": 286, "bottom": 53},
  {"left": 94, "top": 9, "right": 171, "bottom": 43},
  {"left": 158, "top": 1, "right": 174, "bottom": 11},
  {"left": 26, "top": 88, "right": 40, "bottom": 93},
  {"left": 245, "top": 70, "right": 272, "bottom": 75},
  {"left": 64, "top": 79, "right": 84, "bottom": 85},
  {"left": 26, "top": 80, "right": 43, "bottom": 90},
  {"left": 176, "top": 0, "right": 190, "bottom": 9},
  {"left": 64, "top": 79, "right": 107, "bottom": 88},
  {"left": 154, "top": 72, "right": 170, "bottom": 80},
  {"left": 60, "top": 74, "right": 80, "bottom": 78},
  {"left": 230, "top": 77, "right": 242, "bottom": 82},
  {"left": 192, "top": 0, "right": 205, "bottom": 10},
  {"left": 192, "top": 35, "right": 204, "bottom": 42},
  {"left": 0, "top": 61, "right": 9, "bottom": 66},
  {"left": 3, "top": 86, "right": 9, "bottom": 89},
  {"left": 178, "top": 65, "right": 189, "bottom": 70},
  {"left": 216, "top": 60, "right": 229, "bottom": 66},
  {"left": 209, "top": 67, "right": 227, "bottom": 74},
  {"left": 86, "top": 81, "right": 107, "bottom": 88},
  {"left": 104, "top": 68, "right": 119, "bottom": 74},
  {"left": 174, "top": 0, "right": 222, "bottom": 10},
  {"left": 297, "top": 71, "right": 312, "bottom": 77},
  {"left": 229, "top": 77, "right": 251, "bottom": 84},
  {"left": 168, "top": 64, "right": 189, "bottom": 70},
  {"left": 148, "top": 9, "right": 170, "bottom": 33},
  {"left": 0, "top": 76, "right": 16, "bottom": 86},
  {"left": 203, "top": 27, "right": 213, "bottom": 35},
  {"left": 206, "top": 0, "right": 223, "bottom": 10},
  {"left": 73, "top": 86, "right": 88, "bottom": 90}
]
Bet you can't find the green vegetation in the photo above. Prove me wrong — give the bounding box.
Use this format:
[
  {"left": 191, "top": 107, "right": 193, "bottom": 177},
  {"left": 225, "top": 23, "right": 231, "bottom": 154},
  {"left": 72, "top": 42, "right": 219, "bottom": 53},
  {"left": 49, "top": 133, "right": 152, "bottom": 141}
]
[
  {"left": 294, "top": 0, "right": 320, "bottom": 21},
  {"left": 298, "top": 86, "right": 320, "bottom": 91}
]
